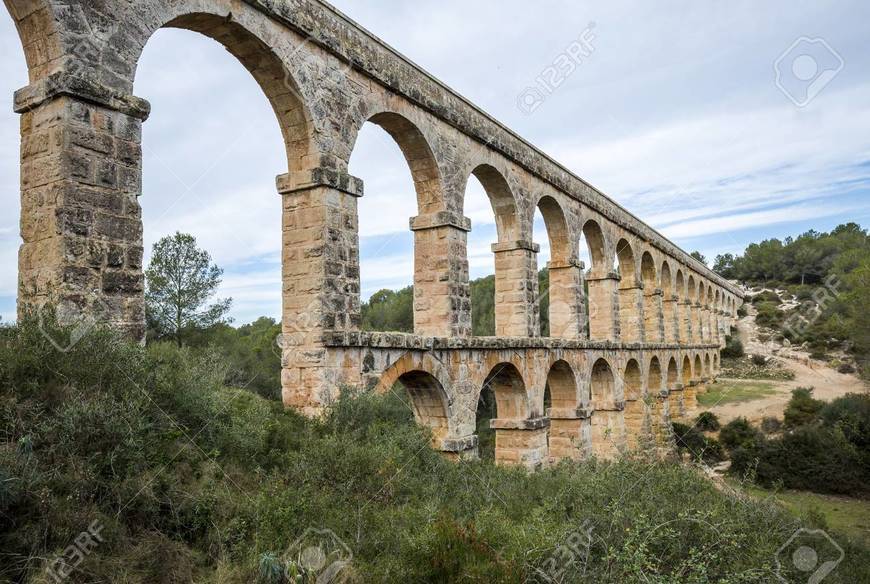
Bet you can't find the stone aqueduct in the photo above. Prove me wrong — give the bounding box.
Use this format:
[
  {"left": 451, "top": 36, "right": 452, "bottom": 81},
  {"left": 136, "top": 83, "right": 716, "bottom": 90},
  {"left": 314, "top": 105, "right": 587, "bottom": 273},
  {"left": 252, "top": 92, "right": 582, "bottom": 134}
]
[{"left": 6, "top": 0, "right": 743, "bottom": 466}]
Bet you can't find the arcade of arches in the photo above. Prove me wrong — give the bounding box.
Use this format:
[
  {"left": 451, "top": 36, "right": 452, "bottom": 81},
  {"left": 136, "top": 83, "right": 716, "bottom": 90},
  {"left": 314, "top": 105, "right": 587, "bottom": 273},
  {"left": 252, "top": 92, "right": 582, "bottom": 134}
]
[{"left": 4, "top": 0, "right": 743, "bottom": 467}]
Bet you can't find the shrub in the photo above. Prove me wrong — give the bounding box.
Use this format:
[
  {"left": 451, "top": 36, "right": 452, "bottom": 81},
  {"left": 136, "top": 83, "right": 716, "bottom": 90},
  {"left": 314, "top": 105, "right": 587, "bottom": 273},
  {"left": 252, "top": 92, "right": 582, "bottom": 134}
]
[
  {"left": 755, "top": 302, "right": 784, "bottom": 328},
  {"left": 783, "top": 388, "right": 824, "bottom": 428},
  {"left": 838, "top": 363, "right": 856, "bottom": 374},
  {"left": 721, "top": 336, "right": 744, "bottom": 359},
  {"left": 819, "top": 393, "right": 870, "bottom": 449},
  {"left": 719, "top": 418, "right": 763, "bottom": 451},
  {"left": 760, "top": 417, "right": 783, "bottom": 434},
  {"left": 695, "top": 411, "right": 721, "bottom": 432},
  {"left": 737, "top": 304, "right": 748, "bottom": 318},
  {"left": 751, "top": 354, "right": 767, "bottom": 366},
  {"left": 672, "top": 422, "right": 725, "bottom": 464},
  {"left": 752, "top": 291, "right": 781, "bottom": 305}
]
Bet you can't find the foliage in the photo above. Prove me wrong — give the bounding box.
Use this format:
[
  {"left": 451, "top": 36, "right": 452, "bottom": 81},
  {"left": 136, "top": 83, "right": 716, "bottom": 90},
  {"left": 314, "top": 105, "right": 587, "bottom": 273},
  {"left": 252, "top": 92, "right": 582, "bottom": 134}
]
[
  {"left": 727, "top": 393, "right": 870, "bottom": 498},
  {"left": 783, "top": 388, "right": 824, "bottom": 429},
  {"left": 720, "top": 335, "right": 745, "bottom": 359},
  {"left": 361, "top": 286, "right": 414, "bottom": 333},
  {"left": 180, "top": 317, "right": 283, "bottom": 400},
  {"left": 695, "top": 411, "right": 721, "bottom": 432},
  {"left": 719, "top": 418, "right": 763, "bottom": 451},
  {"left": 471, "top": 275, "right": 495, "bottom": 336},
  {"left": 672, "top": 422, "right": 725, "bottom": 464},
  {"left": 690, "top": 251, "right": 708, "bottom": 265},
  {"left": 714, "top": 223, "right": 870, "bottom": 366},
  {"left": 5, "top": 317, "right": 869, "bottom": 581},
  {"left": 145, "top": 232, "right": 232, "bottom": 345}
]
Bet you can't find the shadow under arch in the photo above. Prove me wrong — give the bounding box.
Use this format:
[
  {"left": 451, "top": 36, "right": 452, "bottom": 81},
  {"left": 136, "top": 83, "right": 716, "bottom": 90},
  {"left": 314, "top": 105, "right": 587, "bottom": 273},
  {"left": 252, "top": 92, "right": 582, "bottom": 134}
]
[
  {"left": 682, "top": 355, "right": 692, "bottom": 386},
  {"left": 545, "top": 359, "right": 579, "bottom": 412},
  {"left": 535, "top": 195, "right": 577, "bottom": 339},
  {"left": 469, "top": 164, "right": 519, "bottom": 242},
  {"left": 667, "top": 357, "right": 679, "bottom": 389},
  {"left": 648, "top": 357, "right": 663, "bottom": 393},
  {"left": 393, "top": 370, "right": 451, "bottom": 444}
]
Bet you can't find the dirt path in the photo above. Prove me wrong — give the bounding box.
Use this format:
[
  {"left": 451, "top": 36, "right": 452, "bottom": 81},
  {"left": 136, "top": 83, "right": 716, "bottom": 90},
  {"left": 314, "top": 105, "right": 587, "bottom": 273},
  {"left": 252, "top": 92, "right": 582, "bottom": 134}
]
[{"left": 708, "top": 301, "right": 867, "bottom": 424}]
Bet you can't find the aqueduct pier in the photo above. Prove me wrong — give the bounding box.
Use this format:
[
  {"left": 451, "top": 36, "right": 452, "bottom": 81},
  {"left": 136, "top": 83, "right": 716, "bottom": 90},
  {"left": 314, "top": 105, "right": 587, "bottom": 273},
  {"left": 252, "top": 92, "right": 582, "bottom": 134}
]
[{"left": 6, "top": 0, "right": 743, "bottom": 465}]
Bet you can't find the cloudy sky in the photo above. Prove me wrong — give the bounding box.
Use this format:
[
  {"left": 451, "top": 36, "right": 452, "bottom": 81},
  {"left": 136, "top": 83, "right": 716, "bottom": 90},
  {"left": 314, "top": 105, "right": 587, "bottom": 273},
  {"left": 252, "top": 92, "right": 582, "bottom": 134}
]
[{"left": 1, "top": 1, "right": 869, "bottom": 324}]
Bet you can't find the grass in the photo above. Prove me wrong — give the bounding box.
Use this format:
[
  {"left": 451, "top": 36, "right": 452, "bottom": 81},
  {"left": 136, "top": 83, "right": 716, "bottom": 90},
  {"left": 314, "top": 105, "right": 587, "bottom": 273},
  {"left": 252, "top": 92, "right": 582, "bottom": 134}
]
[
  {"left": 699, "top": 380, "right": 779, "bottom": 407},
  {"left": 744, "top": 487, "right": 870, "bottom": 545}
]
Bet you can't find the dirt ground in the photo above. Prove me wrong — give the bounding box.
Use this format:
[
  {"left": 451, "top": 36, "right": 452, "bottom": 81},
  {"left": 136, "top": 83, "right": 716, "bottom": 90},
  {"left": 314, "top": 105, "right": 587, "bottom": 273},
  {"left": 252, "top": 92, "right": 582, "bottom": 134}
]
[{"left": 707, "top": 302, "right": 868, "bottom": 424}]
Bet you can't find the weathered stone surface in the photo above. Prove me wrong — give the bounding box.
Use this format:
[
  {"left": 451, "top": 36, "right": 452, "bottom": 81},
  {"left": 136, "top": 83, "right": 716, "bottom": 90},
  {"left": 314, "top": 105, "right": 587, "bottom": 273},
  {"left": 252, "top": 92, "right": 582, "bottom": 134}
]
[{"left": 6, "top": 0, "right": 744, "bottom": 467}]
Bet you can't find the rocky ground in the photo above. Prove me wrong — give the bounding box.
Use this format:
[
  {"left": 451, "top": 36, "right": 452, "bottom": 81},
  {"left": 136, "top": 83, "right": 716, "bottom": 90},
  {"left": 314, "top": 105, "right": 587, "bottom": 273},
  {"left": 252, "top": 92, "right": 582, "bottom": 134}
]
[{"left": 707, "top": 294, "right": 867, "bottom": 425}]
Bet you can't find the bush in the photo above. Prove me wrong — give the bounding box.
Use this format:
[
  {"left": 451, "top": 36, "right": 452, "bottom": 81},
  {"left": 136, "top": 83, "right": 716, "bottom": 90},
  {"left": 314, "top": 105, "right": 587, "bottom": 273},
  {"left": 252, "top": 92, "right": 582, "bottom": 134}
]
[
  {"left": 784, "top": 388, "right": 824, "bottom": 428},
  {"left": 752, "top": 291, "right": 782, "bottom": 305},
  {"left": 737, "top": 304, "right": 748, "bottom": 317},
  {"left": 760, "top": 417, "right": 783, "bottom": 434},
  {"left": 720, "top": 418, "right": 763, "bottom": 451},
  {"left": 751, "top": 354, "right": 767, "bottom": 366},
  {"left": 672, "top": 422, "right": 725, "bottom": 464},
  {"left": 721, "top": 336, "right": 744, "bottom": 359},
  {"left": 695, "top": 411, "right": 721, "bottom": 432},
  {"left": 838, "top": 363, "right": 856, "bottom": 374},
  {"left": 755, "top": 302, "right": 784, "bottom": 328}
]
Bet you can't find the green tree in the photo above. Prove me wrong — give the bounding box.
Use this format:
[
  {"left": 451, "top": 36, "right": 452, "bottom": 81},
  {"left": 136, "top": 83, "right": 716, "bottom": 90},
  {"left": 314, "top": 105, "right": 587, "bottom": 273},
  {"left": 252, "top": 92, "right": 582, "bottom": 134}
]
[
  {"left": 713, "top": 253, "right": 736, "bottom": 278},
  {"left": 145, "top": 232, "right": 232, "bottom": 345},
  {"left": 690, "top": 251, "right": 708, "bottom": 265}
]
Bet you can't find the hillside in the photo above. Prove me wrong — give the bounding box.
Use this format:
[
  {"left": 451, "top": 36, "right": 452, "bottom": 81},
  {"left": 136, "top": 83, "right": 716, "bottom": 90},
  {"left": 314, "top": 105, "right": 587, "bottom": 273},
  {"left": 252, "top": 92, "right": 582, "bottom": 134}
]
[{"left": 3, "top": 317, "right": 870, "bottom": 582}]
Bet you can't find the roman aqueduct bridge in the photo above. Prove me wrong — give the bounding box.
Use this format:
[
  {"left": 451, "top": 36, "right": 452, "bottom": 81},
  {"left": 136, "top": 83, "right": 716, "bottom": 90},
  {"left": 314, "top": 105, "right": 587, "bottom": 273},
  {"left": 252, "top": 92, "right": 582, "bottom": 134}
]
[{"left": 5, "top": 0, "right": 743, "bottom": 466}]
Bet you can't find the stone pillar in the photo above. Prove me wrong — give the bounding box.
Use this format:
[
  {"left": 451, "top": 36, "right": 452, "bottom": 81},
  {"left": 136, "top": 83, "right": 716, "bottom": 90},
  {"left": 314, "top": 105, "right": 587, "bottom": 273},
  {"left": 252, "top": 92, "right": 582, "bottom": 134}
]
[
  {"left": 439, "top": 435, "right": 479, "bottom": 461},
  {"left": 547, "top": 260, "right": 585, "bottom": 339},
  {"left": 586, "top": 272, "right": 621, "bottom": 342},
  {"left": 667, "top": 385, "right": 685, "bottom": 421},
  {"left": 618, "top": 280, "right": 644, "bottom": 343},
  {"left": 491, "top": 417, "right": 550, "bottom": 469},
  {"left": 547, "top": 407, "right": 593, "bottom": 462},
  {"left": 589, "top": 399, "right": 626, "bottom": 459},
  {"left": 700, "top": 306, "right": 712, "bottom": 342},
  {"left": 623, "top": 397, "right": 653, "bottom": 452},
  {"left": 663, "top": 295, "right": 680, "bottom": 344},
  {"left": 680, "top": 301, "right": 694, "bottom": 344},
  {"left": 410, "top": 212, "right": 472, "bottom": 337},
  {"left": 693, "top": 303, "right": 704, "bottom": 342},
  {"left": 277, "top": 169, "right": 363, "bottom": 415},
  {"left": 644, "top": 288, "right": 665, "bottom": 343},
  {"left": 492, "top": 241, "right": 540, "bottom": 337},
  {"left": 14, "top": 77, "right": 150, "bottom": 341},
  {"left": 682, "top": 381, "right": 699, "bottom": 418},
  {"left": 650, "top": 392, "right": 675, "bottom": 456}
]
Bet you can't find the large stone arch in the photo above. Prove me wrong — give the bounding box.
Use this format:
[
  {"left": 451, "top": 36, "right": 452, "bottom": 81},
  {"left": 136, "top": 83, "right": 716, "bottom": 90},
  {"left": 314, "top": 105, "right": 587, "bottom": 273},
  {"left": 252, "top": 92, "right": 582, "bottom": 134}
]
[
  {"left": 352, "top": 110, "right": 446, "bottom": 215},
  {"left": 589, "top": 357, "right": 625, "bottom": 459},
  {"left": 580, "top": 218, "right": 608, "bottom": 276},
  {"left": 667, "top": 357, "right": 679, "bottom": 389},
  {"left": 535, "top": 195, "right": 583, "bottom": 339},
  {"left": 467, "top": 163, "right": 520, "bottom": 242},
  {"left": 623, "top": 357, "right": 648, "bottom": 449}
]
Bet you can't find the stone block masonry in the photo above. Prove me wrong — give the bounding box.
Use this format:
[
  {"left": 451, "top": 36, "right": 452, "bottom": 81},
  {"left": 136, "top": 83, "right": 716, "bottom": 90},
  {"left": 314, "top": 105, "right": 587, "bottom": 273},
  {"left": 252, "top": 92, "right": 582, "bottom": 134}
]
[{"left": 5, "top": 0, "right": 743, "bottom": 466}]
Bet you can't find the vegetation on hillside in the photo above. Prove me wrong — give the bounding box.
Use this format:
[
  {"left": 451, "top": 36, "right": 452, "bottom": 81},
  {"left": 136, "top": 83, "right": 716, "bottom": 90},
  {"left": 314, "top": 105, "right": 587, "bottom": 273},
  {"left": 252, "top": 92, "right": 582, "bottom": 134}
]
[
  {"left": 714, "top": 223, "right": 870, "bottom": 376},
  {"left": 3, "top": 316, "right": 869, "bottom": 582}
]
